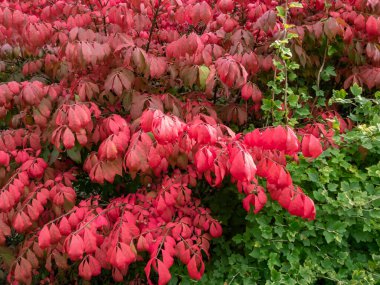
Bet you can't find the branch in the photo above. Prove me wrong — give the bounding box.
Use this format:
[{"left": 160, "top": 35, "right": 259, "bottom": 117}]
[
  {"left": 283, "top": 0, "right": 289, "bottom": 125},
  {"left": 145, "top": 0, "right": 162, "bottom": 53},
  {"left": 316, "top": 42, "right": 328, "bottom": 90},
  {"left": 311, "top": 42, "right": 328, "bottom": 114}
]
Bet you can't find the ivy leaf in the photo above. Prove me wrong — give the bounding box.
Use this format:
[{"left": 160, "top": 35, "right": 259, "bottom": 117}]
[
  {"left": 289, "top": 2, "right": 303, "bottom": 8},
  {"left": 321, "top": 66, "right": 336, "bottom": 81},
  {"left": 332, "top": 89, "right": 347, "bottom": 99},
  {"left": 276, "top": 6, "right": 285, "bottom": 18},
  {"left": 261, "top": 98, "right": 272, "bottom": 111},
  {"left": 328, "top": 46, "right": 337, "bottom": 56},
  {"left": 295, "top": 107, "right": 310, "bottom": 116},
  {"left": 323, "top": 231, "right": 334, "bottom": 243},
  {"left": 350, "top": 83, "right": 363, "bottom": 97},
  {"left": 288, "top": 94, "right": 299, "bottom": 107}
]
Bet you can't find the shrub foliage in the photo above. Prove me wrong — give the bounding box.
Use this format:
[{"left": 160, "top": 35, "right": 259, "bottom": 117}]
[
  {"left": 0, "top": 0, "right": 379, "bottom": 283},
  {"left": 201, "top": 132, "right": 380, "bottom": 284}
]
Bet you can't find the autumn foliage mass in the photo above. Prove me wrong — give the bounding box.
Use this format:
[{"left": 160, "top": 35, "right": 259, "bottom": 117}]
[{"left": 0, "top": 0, "right": 379, "bottom": 283}]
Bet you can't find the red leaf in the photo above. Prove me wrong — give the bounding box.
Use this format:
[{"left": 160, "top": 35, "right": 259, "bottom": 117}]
[
  {"left": 354, "top": 14, "right": 365, "bottom": 30},
  {"left": 287, "top": 192, "right": 304, "bottom": 217},
  {"left": 84, "top": 228, "right": 97, "bottom": 254},
  {"left": 109, "top": 242, "right": 135, "bottom": 270},
  {"left": 151, "top": 110, "right": 184, "bottom": 144},
  {"left": 194, "top": 147, "right": 215, "bottom": 173},
  {"left": 176, "top": 241, "right": 191, "bottom": 264},
  {"left": 63, "top": 127, "right": 75, "bottom": 149},
  {"left": 145, "top": 258, "right": 172, "bottom": 285},
  {"left": 13, "top": 212, "right": 32, "bottom": 233},
  {"left": 241, "top": 82, "right": 254, "bottom": 101},
  {"left": 366, "top": 16, "right": 378, "bottom": 37},
  {"left": 88, "top": 255, "right": 102, "bottom": 276},
  {"left": 254, "top": 187, "right": 268, "bottom": 214},
  {"left": 162, "top": 249, "right": 174, "bottom": 268},
  {"left": 215, "top": 57, "right": 248, "bottom": 88},
  {"left": 0, "top": 151, "right": 10, "bottom": 166},
  {"left": 302, "top": 134, "right": 323, "bottom": 158},
  {"left": 49, "top": 223, "right": 62, "bottom": 244},
  {"left": 343, "top": 27, "right": 353, "bottom": 44},
  {"left": 137, "top": 235, "right": 149, "bottom": 251},
  {"left": 277, "top": 186, "right": 292, "bottom": 209},
  {"left": 242, "top": 185, "right": 267, "bottom": 214},
  {"left": 217, "top": 0, "right": 234, "bottom": 13},
  {"left": 79, "top": 258, "right": 92, "bottom": 280},
  {"left": 187, "top": 255, "right": 204, "bottom": 280},
  {"left": 59, "top": 217, "right": 72, "bottom": 235},
  {"left": 67, "top": 234, "right": 84, "bottom": 261},
  {"left": 79, "top": 255, "right": 102, "bottom": 280},
  {"left": 209, "top": 221, "right": 222, "bottom": 238},
  {"left": 157, "top": 259, "right": 172, "bottom": 285},
  {"left": 38, "top": 225, "right": 51, "bottom": 249},
  {"left": 285, "top": 127, "right": 300, "bottom": 154},
  {"left": 303, "top": 195, "right": 316, "bottom": 220},
  {"left": 98, "top": 139, "right": 118, "bottom": 160},
  {"left": 14, "top": 258, "right": 32, "bottom": 283},
  {"left": 229, "top": 147, "right": 256, "bottom": 182}
]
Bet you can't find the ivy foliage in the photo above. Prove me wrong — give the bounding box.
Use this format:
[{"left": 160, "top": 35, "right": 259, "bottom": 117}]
[{"left": 196, "top": 90, "right": 380, "bottom": 285}]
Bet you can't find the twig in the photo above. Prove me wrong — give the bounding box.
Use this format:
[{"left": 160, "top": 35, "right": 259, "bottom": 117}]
[
  {"left": 72, "top": 203, "right": 126, "bottom": 235},
  {"left": 228, "top": 272, "right": 240, "bottom": 285},
  {"left": 145, "top": 0, "right": 162, "bottom": 53},
  {"left": 316, "top": 42, "right": 328, "bottom": 90},
  {"left": 316, "top": 275, "right": 340, "bottom": 283},
  {"left": 311, "top": 42, "right": 328, "bottom": 114},
  {"left": 283, "top": 0, "right": 289, "bottom": 124},
  {"left": 96, "top": 0, "right": 108, "bottom": 35},
  {"left": 268, "top": 68, "right": 277, "bottom": 127}
]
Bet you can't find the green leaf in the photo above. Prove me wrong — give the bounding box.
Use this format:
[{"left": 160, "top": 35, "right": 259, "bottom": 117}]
[
  {"left": 49, "top": 148, "right": 60, "bottom": 165},
  {"left": 67, "top": 147, "right": 81, "bottom": 163},
  {"left": 323, "top": 231, "right": 334, "bottom": 243},
  {"left": 198, "top": 65, "right": 210, "bottom": 90},
  {"left": 321, "top": 66, "right": 336, "bottom": 81},
  {"left": 0, "top": 246, "right": 15, "bottom": 266},
  {"left": 289, "top": 2, "right": 303, "bottom": 8},
  {"left": 63, "top": 196, "right": 75, "bottom": 212},
  {"left": 273, "top": 61, "right": 285, "bottom": 70},
  {"left": 268, "top": 253, "right": 281, "bottom": 269},
  {"left": 328, "top": 45, "right": 337, "bottom": 56},
  {"left": 41, "top": 147, "right": 50, "bottom": 162},
  {"left": 332, "top": 89, "right": 347, "bottom": 99},
  {"left": 261, "top": 99, "right": 272, "bottom": 111},
  {"left": 350, "top": 83, "right": 362, "bottom": 97},
  {"left": 276, "top": 6, "right": 285, "bottom": 18},
  {"left": 295, "top": 107, "right": 310, "bottom": 116},
  {"left": 288, "top": 72, "right": 297, "bottom": 81},
  {"left": 288, "top": 94, "right": 299, "bottom": 107},
  {"left": 287, "top": 32, "right": 299, "bottom": 39}
]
